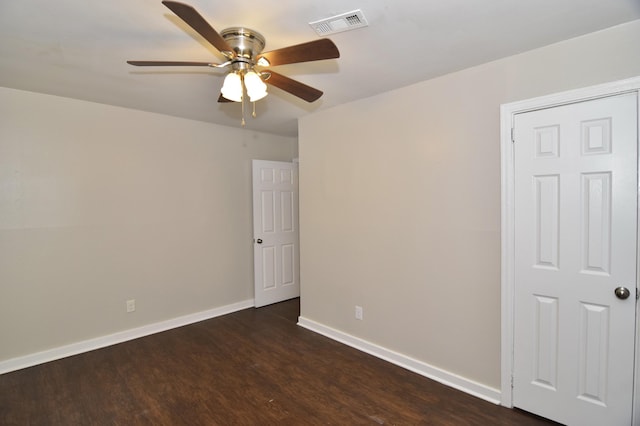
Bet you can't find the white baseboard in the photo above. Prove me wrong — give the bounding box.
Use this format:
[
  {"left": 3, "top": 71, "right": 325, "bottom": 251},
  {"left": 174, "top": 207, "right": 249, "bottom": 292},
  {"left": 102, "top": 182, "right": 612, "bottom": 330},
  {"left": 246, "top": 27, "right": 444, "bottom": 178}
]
[
  {"left": 297, "top": 316, "right": 501, "bottom": 405},
  {"left": 0, "top": 299, "right": 255, "bottom": 375}
]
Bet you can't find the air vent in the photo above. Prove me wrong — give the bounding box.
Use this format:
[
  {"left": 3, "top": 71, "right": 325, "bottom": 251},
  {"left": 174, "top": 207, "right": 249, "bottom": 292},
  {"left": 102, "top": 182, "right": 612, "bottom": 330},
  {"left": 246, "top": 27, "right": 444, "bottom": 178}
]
[{"left": 309, "top": 10, "right": 369, "bottom": 36}]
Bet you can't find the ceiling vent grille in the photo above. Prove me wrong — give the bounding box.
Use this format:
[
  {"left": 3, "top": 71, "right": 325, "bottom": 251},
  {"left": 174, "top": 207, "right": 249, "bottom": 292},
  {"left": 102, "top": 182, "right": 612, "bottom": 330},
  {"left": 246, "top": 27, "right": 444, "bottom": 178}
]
[{"left": 309, "top": 10, "right": 369, "bottom": 36}]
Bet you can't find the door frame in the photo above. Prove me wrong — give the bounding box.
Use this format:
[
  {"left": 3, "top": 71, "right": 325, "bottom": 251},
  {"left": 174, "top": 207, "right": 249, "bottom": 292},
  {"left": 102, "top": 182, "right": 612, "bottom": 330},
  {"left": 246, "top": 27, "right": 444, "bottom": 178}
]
[{"left": 500, "top": 76, "right": 640, "bottom": 421}]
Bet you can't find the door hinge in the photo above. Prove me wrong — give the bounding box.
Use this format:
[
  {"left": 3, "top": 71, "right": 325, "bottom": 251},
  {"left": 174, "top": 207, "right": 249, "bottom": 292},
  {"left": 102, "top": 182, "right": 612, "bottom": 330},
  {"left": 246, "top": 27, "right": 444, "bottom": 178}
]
[
  {"left": 510, "top": 375, "right": 514, "bottom": 389},
  {"left": 511, "top": 127, "right": 515, "bottom": 143},
  {"left": 636, "top": 287, "right": 639, "bottom": 300}
]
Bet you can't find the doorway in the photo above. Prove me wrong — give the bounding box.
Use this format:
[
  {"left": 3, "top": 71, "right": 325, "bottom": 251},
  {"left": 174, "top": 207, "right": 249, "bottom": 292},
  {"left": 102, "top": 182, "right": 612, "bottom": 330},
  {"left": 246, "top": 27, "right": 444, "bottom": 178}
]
[{"left": 252, "top": 159, "right": 300, "bottom": 308}]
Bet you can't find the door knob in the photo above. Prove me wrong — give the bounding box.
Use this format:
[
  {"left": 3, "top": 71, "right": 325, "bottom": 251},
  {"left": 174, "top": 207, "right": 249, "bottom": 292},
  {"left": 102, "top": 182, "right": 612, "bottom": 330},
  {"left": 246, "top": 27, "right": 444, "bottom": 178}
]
[
  {"left": 256, "top": 239, "right": 263, "bottom": 244},
  {"left": 614, "top": 286, "right": 631, "bottom": 300}
]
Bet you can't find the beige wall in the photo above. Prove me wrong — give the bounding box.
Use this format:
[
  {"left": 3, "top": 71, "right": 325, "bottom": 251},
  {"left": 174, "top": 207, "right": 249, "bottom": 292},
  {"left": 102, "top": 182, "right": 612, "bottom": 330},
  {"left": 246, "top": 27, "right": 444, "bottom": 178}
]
[
  {"left": 298, "top": 20, "right": 640, "bottom": 389},
  {"left": 0, "top": 88, "right": 296, "bottom": 362}
]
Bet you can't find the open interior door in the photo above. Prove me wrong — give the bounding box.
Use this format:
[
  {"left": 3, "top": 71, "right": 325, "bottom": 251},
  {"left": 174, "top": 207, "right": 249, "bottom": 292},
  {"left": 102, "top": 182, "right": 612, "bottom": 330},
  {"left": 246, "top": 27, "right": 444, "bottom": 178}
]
[{"left": 252, "top": 160, "right": 300, "bottom": 308}]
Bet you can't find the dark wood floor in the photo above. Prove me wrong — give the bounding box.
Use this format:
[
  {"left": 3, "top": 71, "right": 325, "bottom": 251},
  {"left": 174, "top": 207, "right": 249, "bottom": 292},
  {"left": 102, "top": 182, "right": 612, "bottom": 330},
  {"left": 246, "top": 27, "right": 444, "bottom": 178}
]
[{"left": 0, "top": 298, "right": 558, "bottom": 425}]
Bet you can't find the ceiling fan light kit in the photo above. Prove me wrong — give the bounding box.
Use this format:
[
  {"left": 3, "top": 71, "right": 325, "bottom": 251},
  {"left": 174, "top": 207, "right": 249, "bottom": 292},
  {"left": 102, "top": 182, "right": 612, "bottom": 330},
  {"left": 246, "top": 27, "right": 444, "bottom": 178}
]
[{"left": 127, "top": 1, "right": 340, "bottom": 126}]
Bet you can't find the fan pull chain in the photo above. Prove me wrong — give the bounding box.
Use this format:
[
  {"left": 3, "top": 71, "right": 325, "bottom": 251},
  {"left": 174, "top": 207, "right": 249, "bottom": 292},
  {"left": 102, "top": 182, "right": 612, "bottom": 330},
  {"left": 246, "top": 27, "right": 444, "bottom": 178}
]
[{"left": 241, "top": 73, "right": 246, "bottom": 126}]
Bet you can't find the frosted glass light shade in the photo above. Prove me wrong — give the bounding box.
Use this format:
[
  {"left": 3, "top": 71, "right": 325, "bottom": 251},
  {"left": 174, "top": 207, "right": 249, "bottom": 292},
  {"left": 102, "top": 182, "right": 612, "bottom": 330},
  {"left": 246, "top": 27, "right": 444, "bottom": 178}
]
[
  {"left": 249, "top": 89, "right": 268, "bottom": 102},
  {"left": 221, "top": 72, "right": 243, "bottom": 102},
  {"left": 244, "top": 71, "right": 268, "bottom": 102}
]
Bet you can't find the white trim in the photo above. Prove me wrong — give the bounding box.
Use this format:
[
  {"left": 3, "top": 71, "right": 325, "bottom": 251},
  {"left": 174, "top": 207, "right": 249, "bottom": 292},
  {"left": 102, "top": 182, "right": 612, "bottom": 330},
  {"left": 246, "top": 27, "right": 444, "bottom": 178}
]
[
  {"left": 298, "top": 316, "right": 501, "bottom": 404},
  {"left": 500, "top": 76, "right": 640, "bottom": 413},
  {"left": 634, "top": 85, "right": 640, "bottom": 426},
  {"left": 500, "top": 94, "right": 517, "bottom": 408},
  {"left": 0, "top": 299, "right": 254, "bottom": 375}
]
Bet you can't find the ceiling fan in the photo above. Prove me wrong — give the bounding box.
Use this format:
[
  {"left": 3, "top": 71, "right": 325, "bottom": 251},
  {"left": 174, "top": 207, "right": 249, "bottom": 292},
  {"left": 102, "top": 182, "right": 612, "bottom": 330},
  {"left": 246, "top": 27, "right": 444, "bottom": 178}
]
[{"left": 127, "top": 1, "right": 340, "bottom": 123}]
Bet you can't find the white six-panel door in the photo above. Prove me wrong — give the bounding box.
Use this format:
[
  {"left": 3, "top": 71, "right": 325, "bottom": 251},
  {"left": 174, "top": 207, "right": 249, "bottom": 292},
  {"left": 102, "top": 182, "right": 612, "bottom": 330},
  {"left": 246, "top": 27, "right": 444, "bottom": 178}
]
[
  {"left": 252, "top": 160, "right": 300, "bottom": 308},
  {"left": 513, "top": 93, "right": 637, "bottom": 425}
]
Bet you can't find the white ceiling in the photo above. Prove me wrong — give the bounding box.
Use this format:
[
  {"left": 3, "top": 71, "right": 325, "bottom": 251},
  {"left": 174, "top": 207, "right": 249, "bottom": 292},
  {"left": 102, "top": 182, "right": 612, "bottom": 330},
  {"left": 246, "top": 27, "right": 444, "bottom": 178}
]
[{"left": 1, "top": 0, "right": 639, "bottom": 138}]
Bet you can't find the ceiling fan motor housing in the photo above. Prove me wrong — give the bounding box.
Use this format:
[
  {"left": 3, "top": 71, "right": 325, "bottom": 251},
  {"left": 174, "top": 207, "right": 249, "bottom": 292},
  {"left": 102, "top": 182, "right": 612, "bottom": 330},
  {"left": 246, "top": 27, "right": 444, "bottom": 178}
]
[{"left": 221, "top": 27, "right": 265, "bottom": 71}]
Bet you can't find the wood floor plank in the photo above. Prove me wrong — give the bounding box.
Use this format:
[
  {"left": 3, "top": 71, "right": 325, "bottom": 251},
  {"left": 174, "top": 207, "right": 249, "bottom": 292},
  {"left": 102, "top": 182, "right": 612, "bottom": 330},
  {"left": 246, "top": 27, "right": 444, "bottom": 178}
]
[{"left": 0, "top": 299, "right": 557, "bottom": 425}]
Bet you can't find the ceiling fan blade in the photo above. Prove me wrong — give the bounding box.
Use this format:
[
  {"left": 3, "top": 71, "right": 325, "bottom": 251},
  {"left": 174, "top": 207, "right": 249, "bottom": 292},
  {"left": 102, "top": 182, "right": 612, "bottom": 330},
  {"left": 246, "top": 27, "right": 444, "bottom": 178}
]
[
  {"left": 218, "top": 94, "right": 234, "bottom": 103},
  {"left": 127, "top": 60, "right": 215, "bottom": 66},
  {"left": 257, "top": 39, "right": 339, "bottom": 67},
  {"left": 263, "top": 71, "right": 323, "bottom": 102},
  {"left": 161, "top": 1, "right": 235, "bottom": 58}
]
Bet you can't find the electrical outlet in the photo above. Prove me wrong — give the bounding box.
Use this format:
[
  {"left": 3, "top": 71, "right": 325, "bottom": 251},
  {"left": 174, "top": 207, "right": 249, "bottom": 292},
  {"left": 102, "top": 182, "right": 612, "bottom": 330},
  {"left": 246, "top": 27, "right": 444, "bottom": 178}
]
[
  {"left": 355, "top": 305, "right": 363, "bottom": 320},
  {"left": 126, "top": 299, "right": 136, "bottom": 313}
]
